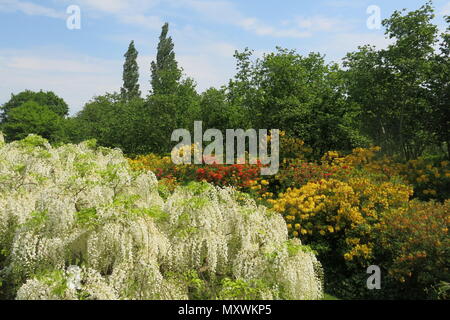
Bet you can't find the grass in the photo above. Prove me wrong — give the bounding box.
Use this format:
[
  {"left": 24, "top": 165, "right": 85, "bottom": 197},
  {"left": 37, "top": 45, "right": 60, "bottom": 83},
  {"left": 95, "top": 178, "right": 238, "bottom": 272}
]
[{"left": 323, "top": 293, "right": 340, "bottom": 300}]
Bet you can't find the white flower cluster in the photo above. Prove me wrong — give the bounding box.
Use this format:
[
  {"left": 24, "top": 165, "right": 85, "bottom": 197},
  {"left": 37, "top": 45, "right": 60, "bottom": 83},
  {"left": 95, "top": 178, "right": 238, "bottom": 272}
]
[{"left": 0, "top": 134, "right": 323, "bottom": 300}]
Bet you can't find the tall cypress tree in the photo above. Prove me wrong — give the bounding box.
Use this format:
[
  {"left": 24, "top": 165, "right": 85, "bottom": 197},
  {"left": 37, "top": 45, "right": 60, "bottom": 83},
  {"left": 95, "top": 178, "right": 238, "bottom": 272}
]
[
  {"left": 150, "top": 23, "right": 182, "bottom": 95},
  {"left": 121, "top": 40, "right": 141, "bottom": 101}
]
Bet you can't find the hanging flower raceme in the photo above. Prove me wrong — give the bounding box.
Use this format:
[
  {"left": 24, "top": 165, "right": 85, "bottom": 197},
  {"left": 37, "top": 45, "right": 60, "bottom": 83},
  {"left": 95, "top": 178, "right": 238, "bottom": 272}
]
[{"left": 0, "top": 134, "right": 323, "bottom": 300}]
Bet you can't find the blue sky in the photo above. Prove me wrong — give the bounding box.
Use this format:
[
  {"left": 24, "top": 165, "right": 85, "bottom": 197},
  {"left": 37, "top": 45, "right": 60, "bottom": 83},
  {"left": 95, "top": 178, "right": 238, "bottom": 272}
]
[{"left": 1, "top": 0, "right": 449, "bottom": 114}]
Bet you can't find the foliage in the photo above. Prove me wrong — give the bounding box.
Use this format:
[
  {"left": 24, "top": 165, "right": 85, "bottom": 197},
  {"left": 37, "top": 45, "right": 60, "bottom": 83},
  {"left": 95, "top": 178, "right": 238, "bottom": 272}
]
[
  {"left": 0, "top": 134, "right": 323, "bottom": 300},
  {"left": 1, "top": 3, "right": 449, "bottom": 301},
  {"left": 228, "top": 48, "right": 368, "bottom": 156},
  {"left": 129, "top": 154, "right": 268, "bottom": 198},
  {"left": 376, "top": 200, "right": 450, "bottom": 299},
  {"left": 343, "top": 1, "right": 446, "bottom": 160},
  {"left": 399, "top": 159, "right": 450, "bottom": 202},
  {"left": 71, "top": 94, "right": 123, "bottom": 146},
  {"left": 268, "top": 145, "right": 450, "bottom": 299},
  {"left": 275, "top": 159, "right": 352, "bottom": 192},
  {"left": 1, "top": 90, "right": 69, "bottom": 122},
  {"left": 200, "top": 88, "right": 248, "bottom": 131},
  {"left": 150, "top": 23, "right": 182, "bottom": 95},
  {"left": 121, "top": 40, "right": 141, "bottom": 101},
  {"left": 1, "top": 101, "right": 65, "bottom": 143},
  {"left": 331, "top": 146, "right": 450, "bottom": 202},
  {"left": 279, "top": 135, "right": 313, "bottom": 161},
  {"left": 268, "top": 178, "right": 412, "bottom": 260}
]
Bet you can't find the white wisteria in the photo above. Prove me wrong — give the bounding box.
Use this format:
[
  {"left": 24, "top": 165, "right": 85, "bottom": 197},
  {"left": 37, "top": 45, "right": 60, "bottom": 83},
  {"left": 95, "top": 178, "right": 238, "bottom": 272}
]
[{"left": 0, "top": 134, "right": 323, "bottom": 300}]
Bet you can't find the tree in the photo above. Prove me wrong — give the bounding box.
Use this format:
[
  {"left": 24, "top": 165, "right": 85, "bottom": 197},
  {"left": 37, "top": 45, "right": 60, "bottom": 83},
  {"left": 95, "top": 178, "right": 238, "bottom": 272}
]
[
  {"left": 200, "top": 88, "right": 247, "bottom": 131},
  {"left": 72, "top": 93, "right": 154, "bottom": 154},
  {"left": 1, "top": 90, "right": 69, "bottom": 122},
  {"left": 73, "top": 93, "right": 122, "bottom": 147},
  {"left": 121, "top": 40, "right": 141, "bottom": 101},
  {"left": 146, "top": 79, "right": 200, "bottom": 153},
  {"left": 1, "top": 101, "right": 64, "bottom": 142},
  {"left": 145, "top": 23, "right": 200, "bottom": 154},
  {"left": 344, "top": 1, "right": 443, "bottom": 159},
  {"left": 227, "top": 48, "right": 366, "bottom": 156},
  {"left": 150, "top": 23, "right": 182, "bottom": 95},
  {"left": 428, "top": 16, "right": 450, "bottom": 159}
]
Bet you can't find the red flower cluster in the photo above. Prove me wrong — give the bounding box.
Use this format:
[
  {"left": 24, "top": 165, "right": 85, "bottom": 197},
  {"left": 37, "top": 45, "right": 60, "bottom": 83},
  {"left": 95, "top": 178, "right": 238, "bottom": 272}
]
[{"left": 196, "top": 162, "right": 263, "bottom": 189}]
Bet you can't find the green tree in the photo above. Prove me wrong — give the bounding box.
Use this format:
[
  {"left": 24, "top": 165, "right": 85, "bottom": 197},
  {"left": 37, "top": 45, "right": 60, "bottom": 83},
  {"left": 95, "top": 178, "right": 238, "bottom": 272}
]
[
  {"left": 150, "top": 23, "right": 182, "bottom": 95},
  {"left": 1, "top": 101, "right": 64, "bottom": 142},
  {"left": 121, "top": 40, "right": 141, "bottom": 101},
  {"left": 1, "top": 90, "right": 69, "bottom": 122},
  {"left": 72, "top": 93, "right": 155, "bottom": 155},
  {"left": 145, "top": 23, "right": 200, "bottom": 154},
  {"left": 344, "top": 1, "right": 443, "bottom": 159},
  {"left": 73, "top": 93, "right": 122, "bottom": 147},
  {"left": 147, "top": 79, "right": 200, "bottom": 153},
  {"left": 228, "top": 48, "right": 366, "bottom": 156},
  {"left": 200, "top": 88, "right": 248, "bottom": 131},
  {"left": 428, "top": 16, "right": 450, "bottom": 159}
]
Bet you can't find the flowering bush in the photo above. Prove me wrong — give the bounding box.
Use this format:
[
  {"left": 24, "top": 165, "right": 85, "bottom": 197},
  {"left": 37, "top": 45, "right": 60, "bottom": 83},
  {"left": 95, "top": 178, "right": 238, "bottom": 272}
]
[
  {"left": 275, "top": 159, "right": 352, "bottom": 192},
  {"left": 130, "top": 154, "right": 269, "bottom": 198},
  {"left": 399, "top": 160, "right": 450, "bottom": 202},
  {"left": 129, "top": 154, "right": 195, "bottom": 183},
  {"left": 126, "top": 145, "right": 449, "bottom": 299},
  {"left": 0, "top": 134, "right": 323, "bottom": 300},
  {"left": 279, "top": 135, "right": 313, "bottom": 161},
  {"left": 330, "top": 147, "right": 450, "bottom": 201},
  {"left": 195, "top": 162, "right": 263, "bottom": 189},
  {"left": 268, "top": 178, "right": 413, "bottom": 263},
  {"left": 376, "top": 200, "right": 450, "bottom": 299}
]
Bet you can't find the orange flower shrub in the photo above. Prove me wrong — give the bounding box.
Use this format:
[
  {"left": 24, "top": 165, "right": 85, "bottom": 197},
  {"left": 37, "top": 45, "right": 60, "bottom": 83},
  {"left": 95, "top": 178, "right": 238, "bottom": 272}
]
[
  {"left": 129, "top": 154, "right": 268, "bottom": 196},
  {"left": 275, "top": 159, "right": 352, "bottom": 192},
  {"left": 376, "top": 200, "right": 450, "bottom": 299},
  {"left": 129, "top": 146, "right": 448, "bottom": 299},
  {"left": 195, "top": 162, "right": 263, "bottom": 188}
]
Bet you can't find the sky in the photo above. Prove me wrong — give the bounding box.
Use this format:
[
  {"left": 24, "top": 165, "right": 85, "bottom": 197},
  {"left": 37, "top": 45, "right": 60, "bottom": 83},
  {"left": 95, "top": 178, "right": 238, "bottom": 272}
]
[{"left": 0, "top": 0, "right": 449, "bottom": 115}]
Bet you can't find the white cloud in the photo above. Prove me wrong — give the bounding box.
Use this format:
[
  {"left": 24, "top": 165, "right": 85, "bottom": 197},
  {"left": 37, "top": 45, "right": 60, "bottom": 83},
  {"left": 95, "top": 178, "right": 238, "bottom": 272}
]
[
  {"left": 0, "top": 48, "right": 121, "bottom": 114},
  {"left": 5, "top": 56, "right": 113, "bottom": 73},
  {"left": 117, "top": 14, "right": 163, "bottom": 30},
  {"left": 0, "top": 0, "right": 65, "bottom": 19},
  {"left": 292, "top": 15, "right": 350, "bottom": 32},
  {"left": 238, "top": 17, "right": 311, "bottom": 38},
  {"left": 314, "top": 32, "right": 393, "bottom": 63},
  {"left": 71, "top": 0, "right": 159, "bottom": 14},
  {"left": 0, "top": 39, "right": 239, "bottom": 114},
  {"left": 177, "top": 0, "right": 313, "bottom": 38},
  {"left": 325, "top": 1, "right": 365, "bottom": 9}
]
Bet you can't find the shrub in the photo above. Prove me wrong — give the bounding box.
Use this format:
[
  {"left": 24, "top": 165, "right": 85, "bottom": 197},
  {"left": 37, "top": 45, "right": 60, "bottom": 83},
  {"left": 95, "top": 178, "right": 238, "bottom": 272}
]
[
  {"left": 275, "top": 159, "right": 352, "bottom": 193},
  {"left": 269, "top": 178, "right": 412, "bottom": 261},
  {"left": 399, "top": 160, "right": 450, "bottom": 202},
  {"left": 195, "top": 162, "right": 263, "bottom": 189},
  {"left": 0, "top": 134, "right": 323, "bottom": 300},
  {"left": 331, "top": 147, "right": 450, "bottom": 202},
  {"left": 130, "top": 154, "right": 268, "bottom": 196},
  {"left": 376, "top": 200, "right": 450, "bottom": 299},
  {"left": 268, "top": 176, "right": 414, "bottom": 299},
  {"left": 279, "top": 135, "right": 313, "bottom": 161}
]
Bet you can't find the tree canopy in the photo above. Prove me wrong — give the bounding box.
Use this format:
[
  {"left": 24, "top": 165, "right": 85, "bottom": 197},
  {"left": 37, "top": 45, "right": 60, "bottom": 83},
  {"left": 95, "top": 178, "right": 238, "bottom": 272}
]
[{"left": 3, "top": 3, "right": 449, "bottom": 160}]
